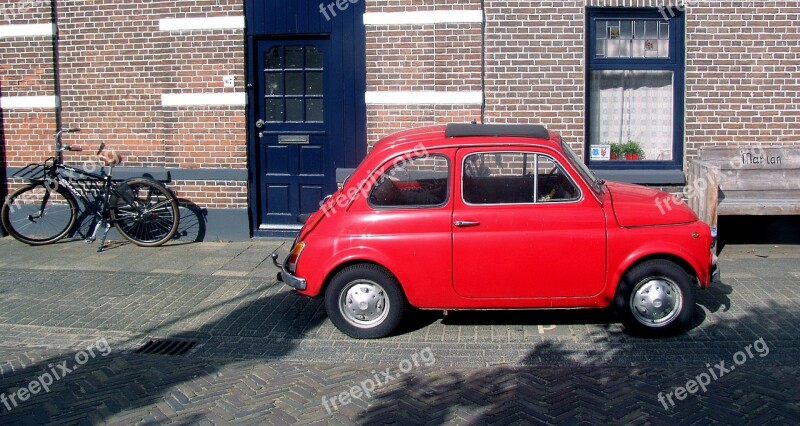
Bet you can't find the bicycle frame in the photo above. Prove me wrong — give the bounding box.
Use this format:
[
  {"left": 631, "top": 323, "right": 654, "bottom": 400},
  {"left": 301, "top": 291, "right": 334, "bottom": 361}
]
[{"left": 29, "top": 129, "right": 127, "bottom": 249}]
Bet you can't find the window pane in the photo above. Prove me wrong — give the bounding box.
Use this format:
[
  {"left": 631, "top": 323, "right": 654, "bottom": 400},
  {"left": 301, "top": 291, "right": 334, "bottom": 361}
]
[
  {"left": 596, "top": 20, "right": 607, "bottom": 39},
  {"left": 645, "top": 21, "right": 658, "bottom": 39},
  {"left": 285, "top": 46, "right": 303, "bottom": 69},
  {"left": 306, "top": 72, "right": 323, "bottom": 95},
  {"left": 285, "top": 72, "right": 303, "bottom": 96},
  {"left": 619, "top": 40, "right": 630, "bottom": 57},
  {"left": 632, "top": 39, "right": 645, "bottom": 57},
  {"left": 620, "top": 21, "right": 632, "bottom": 39},
  {"left": 369, "top": 155, "right": 450, "bottom": 207},
  {"left": 635, "top": 21, "right": 646, "bottom": 39},
  {"left": 265, "top": 98, "right": 283, "bottom": 122},
  {"left": 305, "top": 46, "right": 323, "bottom": 69},
  {"left": 266, "top": 47, "right": 282, "bottom": 69},
  {"left": 286, "top": 99, "right": 303, "bottom": 122},
  {"left": 588, "top": 70, "right": 674, "bottom": 162},
  {"left": 596, "top": 38, "right": 606, "bottom": 57},
  {"left": 306, "top": 98, "right": 324, "bottom": 122},
  {"left": 266, "top": 72, "right": 282, "bottom": 96},
  {"left": 659, "top": 22, "right": 670, "bottom": 39}
]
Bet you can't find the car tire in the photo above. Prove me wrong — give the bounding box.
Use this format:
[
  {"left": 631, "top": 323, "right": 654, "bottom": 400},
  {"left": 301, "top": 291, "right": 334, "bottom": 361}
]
[
  {"left": 325, "top": 264, "right": 405, "bottom": 339},
  {"left": 615, "top": 259, "right": 694, "bottom": 336}
]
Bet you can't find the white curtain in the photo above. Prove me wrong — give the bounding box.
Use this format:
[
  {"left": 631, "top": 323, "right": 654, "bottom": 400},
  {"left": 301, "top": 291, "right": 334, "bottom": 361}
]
[{"left": 589, "top": 70, "right": 674, "bottom": 161}]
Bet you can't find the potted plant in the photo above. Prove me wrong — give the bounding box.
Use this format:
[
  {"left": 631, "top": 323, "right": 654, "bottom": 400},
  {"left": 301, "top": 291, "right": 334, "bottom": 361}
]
[
  {"left": 623, "top": 141, "right": 644, "bottom": 160},
  {"left": 609, "top": 143, "right": 624, "bottom": 160}
]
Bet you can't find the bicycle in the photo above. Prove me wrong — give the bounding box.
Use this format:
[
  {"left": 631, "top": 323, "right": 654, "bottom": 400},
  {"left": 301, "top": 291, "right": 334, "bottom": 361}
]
[{"left": 1, "top": 128, "right": 180, "bottom": 251}]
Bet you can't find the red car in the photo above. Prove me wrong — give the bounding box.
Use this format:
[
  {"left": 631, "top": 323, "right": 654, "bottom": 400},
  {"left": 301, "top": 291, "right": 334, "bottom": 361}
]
[{"left": 275, "top": 124, "right": 719, "bottom": 338}]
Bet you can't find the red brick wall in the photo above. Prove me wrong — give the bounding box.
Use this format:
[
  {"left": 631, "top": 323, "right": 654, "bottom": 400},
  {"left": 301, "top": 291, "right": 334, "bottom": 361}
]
[
  {"left": 365, "top": 1, "right": 483, "bottom": 146},
  {"left": 1, "top": 0, "right": 247, "bottom": 209},
  {"left": 366, "top": 0, "right": 800, "bottom": 162},
  {"left": 685, "top": 1, "right": 800, "bottom": 158}
]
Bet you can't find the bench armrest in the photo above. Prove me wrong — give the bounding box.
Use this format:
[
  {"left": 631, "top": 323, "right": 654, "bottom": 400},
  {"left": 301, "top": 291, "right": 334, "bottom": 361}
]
[{"left": 686, "top": 159, "right": 720, "bottom": 226}]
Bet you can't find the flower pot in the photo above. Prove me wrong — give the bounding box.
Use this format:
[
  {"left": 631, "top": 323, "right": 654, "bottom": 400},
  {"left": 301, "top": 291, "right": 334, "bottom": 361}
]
[
  {"left": 625, "top": 153, "right": 639, "bottom": 160},
  {"left": 610, "top": 154, "right": 618, "bottom": 160}
]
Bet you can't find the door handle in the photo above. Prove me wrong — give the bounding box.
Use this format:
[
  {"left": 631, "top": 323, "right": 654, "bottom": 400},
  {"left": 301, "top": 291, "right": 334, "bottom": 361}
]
[
  {"left": 454, "top": 221, "right": 480, "bottom": 228},
  {"left": 255, "top": 119, "right": 265, "bottom": 128}
]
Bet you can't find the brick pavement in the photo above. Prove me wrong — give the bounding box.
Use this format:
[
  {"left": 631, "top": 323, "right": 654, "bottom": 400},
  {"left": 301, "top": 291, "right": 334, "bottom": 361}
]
[{"left": 0, "top": 236, "right": 799, "bottom": 424}]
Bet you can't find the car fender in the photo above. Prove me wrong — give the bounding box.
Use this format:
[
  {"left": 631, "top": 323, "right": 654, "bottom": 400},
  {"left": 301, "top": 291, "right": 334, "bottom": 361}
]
[
  {"left": 607, "top": 241, "right": 707, "bottom": 301},
  {"left": 309, "top": 245, "right": 410, "bottom": 298}
]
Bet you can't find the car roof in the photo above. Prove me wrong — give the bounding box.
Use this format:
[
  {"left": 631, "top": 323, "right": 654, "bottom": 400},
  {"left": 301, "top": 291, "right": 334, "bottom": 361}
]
[{"left": 371, "top": 124, "right": 562, "bottom": 157}]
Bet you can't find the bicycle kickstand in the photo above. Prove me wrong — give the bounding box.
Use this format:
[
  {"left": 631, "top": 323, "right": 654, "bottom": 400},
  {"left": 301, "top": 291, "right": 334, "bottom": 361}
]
[
  {"left": 86, "top": 221, "right": 111, "bottom": 252},
  {"left": 96, "top": 223, "right": 112, "bottom": 252}
]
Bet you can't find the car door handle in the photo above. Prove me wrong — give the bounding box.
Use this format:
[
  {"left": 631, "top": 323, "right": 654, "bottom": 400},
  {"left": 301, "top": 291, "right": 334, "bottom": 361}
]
[{"left": 454, "top": 221, "right": 480, "bottom": 228}]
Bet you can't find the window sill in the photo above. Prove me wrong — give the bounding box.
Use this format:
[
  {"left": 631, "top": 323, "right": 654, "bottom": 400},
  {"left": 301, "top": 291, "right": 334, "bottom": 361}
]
[{"left": 593, "top": 169, "right": 685, "bottom": 186}]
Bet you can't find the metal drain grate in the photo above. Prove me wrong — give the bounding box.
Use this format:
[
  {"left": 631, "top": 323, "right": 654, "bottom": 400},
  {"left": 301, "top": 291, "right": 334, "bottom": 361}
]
[{"left": 134, "top": 339, "right": 196, "bottom": 356}]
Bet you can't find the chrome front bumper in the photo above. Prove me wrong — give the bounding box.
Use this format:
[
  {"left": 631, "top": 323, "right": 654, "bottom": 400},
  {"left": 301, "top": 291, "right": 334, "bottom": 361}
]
[{"left": 272, "top": 252, "right": 307, "bottom": 291}]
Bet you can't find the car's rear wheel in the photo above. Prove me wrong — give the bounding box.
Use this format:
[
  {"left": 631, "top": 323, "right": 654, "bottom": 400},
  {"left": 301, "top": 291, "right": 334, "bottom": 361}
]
[
  {"left": 325, "top": 264, "right": 405, "bottom": 339},
  {"left": 615, "top": 259, "right": 694, "bottom": 336}
]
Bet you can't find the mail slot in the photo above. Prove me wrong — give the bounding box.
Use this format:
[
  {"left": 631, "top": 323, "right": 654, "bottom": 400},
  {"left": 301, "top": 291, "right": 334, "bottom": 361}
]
[{"left": 278, "top": 135, "right": 310, "bottom": 144}]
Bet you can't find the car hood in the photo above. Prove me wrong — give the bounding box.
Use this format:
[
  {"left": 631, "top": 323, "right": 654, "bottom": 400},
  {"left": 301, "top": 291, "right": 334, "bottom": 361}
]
[{"left": 606, "top": 181, "right": 698, "bottom": 227}]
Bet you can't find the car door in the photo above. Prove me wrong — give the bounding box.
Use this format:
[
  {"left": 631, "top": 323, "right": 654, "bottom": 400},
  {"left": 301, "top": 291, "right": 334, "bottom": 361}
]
[{"left": 452, "top": 147, "right": 607, "bottom": 299}]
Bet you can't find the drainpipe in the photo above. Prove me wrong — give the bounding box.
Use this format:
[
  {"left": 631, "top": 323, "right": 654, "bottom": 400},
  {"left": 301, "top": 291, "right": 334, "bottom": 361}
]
[
  {"left": 480, "top": 0, "right": 486, "bottom": 124},
  {"left": 50, "top": 0, "right": 63, "bottom": 131}
]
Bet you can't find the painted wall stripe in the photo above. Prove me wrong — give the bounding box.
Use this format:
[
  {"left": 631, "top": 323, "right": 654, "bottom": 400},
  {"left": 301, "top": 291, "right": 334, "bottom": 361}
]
[
  {"left": 0, "top": 96, "right": 59, "bottom": 109},
  {"left": 162, "top": 93, "right": 246, "bottom": 107},
  {"left": 159, "top": 16, "right": 245, "bottom": 32},
  {"left": 363, "top": 10, "right": 483, "bottom": 25},
  {"left": 0, "top": 23, "right": 55, "bottom": 38},
  {"left": 365, "top": 91, "right": 483, "bottom": 105}
]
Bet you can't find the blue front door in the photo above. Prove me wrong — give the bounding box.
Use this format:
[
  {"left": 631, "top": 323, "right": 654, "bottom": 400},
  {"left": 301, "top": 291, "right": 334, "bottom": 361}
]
[{"left": 254, "top": 39, "right": 337, "bottom": 233}]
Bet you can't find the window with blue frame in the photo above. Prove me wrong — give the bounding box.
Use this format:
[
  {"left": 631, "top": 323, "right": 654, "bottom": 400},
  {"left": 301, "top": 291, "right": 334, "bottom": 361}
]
[{"left": 586, "top": 8, "right": 684, "bottom": 170}]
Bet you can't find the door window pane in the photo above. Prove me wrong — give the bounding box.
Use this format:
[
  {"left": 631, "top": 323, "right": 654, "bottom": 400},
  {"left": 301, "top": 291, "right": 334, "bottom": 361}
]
[
  {"left": 265, "top": 98, "right": 283, "bottom": 122},
  {"left": 262, "top": 45, "right": 325, "bottom": 123},
  {"left": 369, "top": 155, "right": 450, "bottom": 208},
  {"left": 589, "top": 70, "right": 674, "bottom": 161},
  {"left": 285, "top": 99, "right": 304, "bottom": 122},
  {"left": 285, "top": 72, "right": 303, "bottom": 96},
  {"left": 306, "top": 72, "right": 323, "bottom": 95},
  {"left": 306, "top": 98, "right": 324, "bottom": 122},
  {"left": 285, "top": 47, "right": 303, "bottom": 69},
  {"left": 306, "top": 47, "right": 323, "bottom": 69}
]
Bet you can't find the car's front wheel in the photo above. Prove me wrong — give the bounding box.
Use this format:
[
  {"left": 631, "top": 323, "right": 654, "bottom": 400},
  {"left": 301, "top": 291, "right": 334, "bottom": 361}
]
[
  {"left": 325, "top": 264, "right": 405, "bottom": 339},
  {"left": 615, "top": 259, "right": 694, "bottom": 336}
]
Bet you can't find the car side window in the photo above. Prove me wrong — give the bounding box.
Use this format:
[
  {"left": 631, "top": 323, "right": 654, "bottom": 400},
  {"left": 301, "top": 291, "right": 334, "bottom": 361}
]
[
  {"left": 368, "top": 155, "right": 450, "bottom": 208},
  {"left": 462, "top": 152, "right": 580, "bottom": 204}
]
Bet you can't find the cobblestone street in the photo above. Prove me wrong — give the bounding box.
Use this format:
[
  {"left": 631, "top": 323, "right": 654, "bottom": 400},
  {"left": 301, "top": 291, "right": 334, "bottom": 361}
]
[{"left": 0, "top": 237, "right": 798, "bottom": 424}]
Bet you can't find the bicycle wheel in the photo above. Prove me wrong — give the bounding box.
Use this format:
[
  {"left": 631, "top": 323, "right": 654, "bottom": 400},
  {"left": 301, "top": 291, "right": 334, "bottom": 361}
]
[
  {"left": 1, "top": 183, "right": 78, "bottom": 245},
  {"left": 109, "top": 178, "right": 179, "bottom": 247}
]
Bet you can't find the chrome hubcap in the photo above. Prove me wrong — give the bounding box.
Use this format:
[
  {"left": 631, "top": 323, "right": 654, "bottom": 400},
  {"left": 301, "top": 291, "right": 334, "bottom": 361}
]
[
  {"left": 339, "top": 280, "right": 389, "bottom": 328},
  {"left": 630, "top": 278, "right": 682, "bottom": 326}
]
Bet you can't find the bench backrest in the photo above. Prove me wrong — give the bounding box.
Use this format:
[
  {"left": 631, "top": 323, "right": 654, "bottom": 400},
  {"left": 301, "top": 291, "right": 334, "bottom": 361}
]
[{"left": 695, "top": 147, "right": 800, "bottom": 198}]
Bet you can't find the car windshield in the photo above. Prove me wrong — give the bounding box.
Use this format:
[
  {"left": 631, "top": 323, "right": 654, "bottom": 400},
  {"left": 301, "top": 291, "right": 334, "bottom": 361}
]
[{"left": 560, "top": 139, "right": 603, "bottom": 194}]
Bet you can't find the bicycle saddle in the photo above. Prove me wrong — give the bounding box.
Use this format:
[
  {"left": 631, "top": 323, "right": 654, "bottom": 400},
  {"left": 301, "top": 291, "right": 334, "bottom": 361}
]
[{"left": 99, "top": 150, "right": 122, "bottom": 166}]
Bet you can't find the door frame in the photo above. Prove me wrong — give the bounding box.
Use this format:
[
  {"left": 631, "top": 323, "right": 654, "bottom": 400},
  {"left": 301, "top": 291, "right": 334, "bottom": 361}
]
[{"left": 246, "top": 29, "right": 367, "bottom": 238}]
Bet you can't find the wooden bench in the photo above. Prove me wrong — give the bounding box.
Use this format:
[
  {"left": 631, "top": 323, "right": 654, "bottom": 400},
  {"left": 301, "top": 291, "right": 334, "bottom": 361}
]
[{"left": 686, "top": 147, "right": 800, "bottom": 226}]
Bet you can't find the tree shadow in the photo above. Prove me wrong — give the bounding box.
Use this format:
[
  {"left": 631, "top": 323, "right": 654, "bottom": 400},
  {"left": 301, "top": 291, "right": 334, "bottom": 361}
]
[
  {"left": 0, "top": 272, "right": 779, "bottom": 424},
  {"left": 0, "top": 280, "right": 327, "bottom": 423},
  {"left": 356, "top": 297, "right": 799, "bottom": 424}
]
